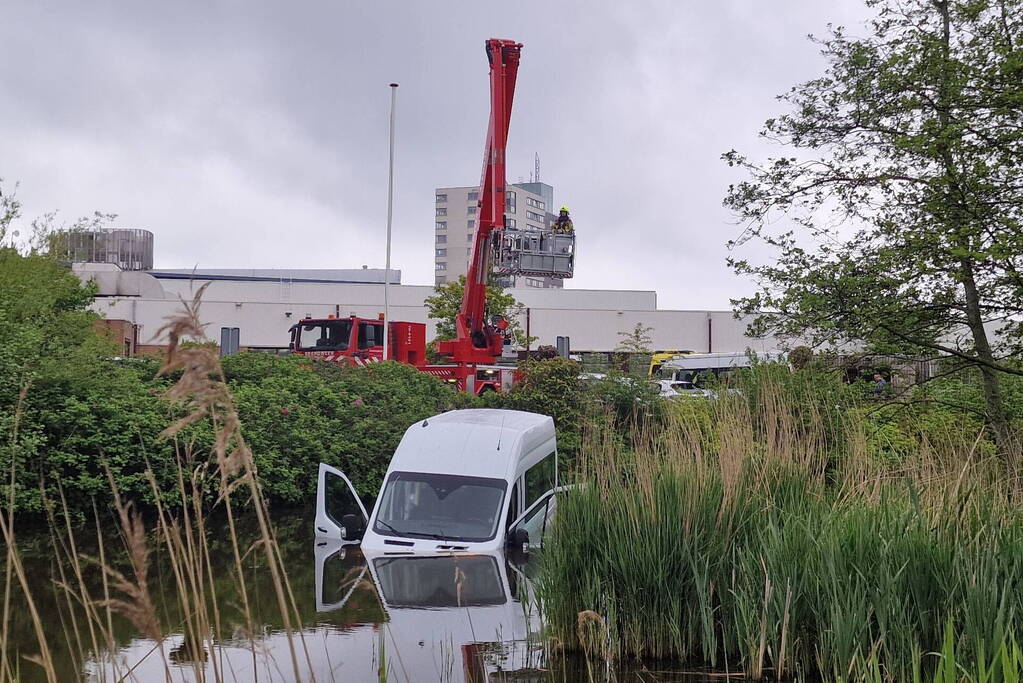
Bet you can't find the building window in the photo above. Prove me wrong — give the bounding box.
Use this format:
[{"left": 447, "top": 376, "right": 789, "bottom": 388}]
[
  {"left": 506, "top": 218, "right": 516, "bottom": 229},
  {"left": 526, "top": 277, "right": 544, "bottom": 288},
  {"left": 506, "top": 191, "right": 516, "bottom": 213},
  {"left": 436, "top": 221, "right": 447, "bottom": 231},
  {"left": 526, "top": 210, "right": 545, "bottom": 222},
  {"left": 468, "top": 233, "right": 474, "bottom": 241},
  {"left": 436, "top": 234, "right": 447, "bottom": 244},
  {"left": 435, "top": 248, "right": 447, "bottom": 257},
  {"left": 436, "top": 262, "right": 447, "bottom": 271},
  {"left": 436, "top": 276, "right": 446, "bottom": 284},
  {"left": 436, "top": 207, "right": 447, "bottom": 217},
  {"left": 527, "top": 223, "right": 542, "bottom": 231},
  {"left": 526, "top": 197, "right": 546, "bottom": 210},
  {"left": 436, "top": 193, "right": 447, "bottom": 203},
  {"left": 467, "top": 206, "right": 477, "bottom": 215},
  {"left": 467, "top": 219, "right": 475, "bottom": 229},
  {"left": 466, "top": 248, "right": 471, "bottom": 256},
  {"left": 467, "top": 191, "right": 479, "bottom": 202}
]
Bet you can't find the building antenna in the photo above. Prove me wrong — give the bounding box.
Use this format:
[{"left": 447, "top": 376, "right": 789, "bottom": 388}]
[{"left": 534, "top": 152, "right": 540, "bottom": 183}]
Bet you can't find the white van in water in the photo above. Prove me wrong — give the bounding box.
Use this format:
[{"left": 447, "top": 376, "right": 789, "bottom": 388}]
[{"left": 315, "top": 409, "right": 561, "bottom": 554}]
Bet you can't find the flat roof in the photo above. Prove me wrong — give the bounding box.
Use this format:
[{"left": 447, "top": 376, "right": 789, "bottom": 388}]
[{"left": 148, "top": 267, "right": 400, "bottom": 285}]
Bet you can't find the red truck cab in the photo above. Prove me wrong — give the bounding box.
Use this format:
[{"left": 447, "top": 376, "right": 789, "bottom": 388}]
[{"left": 289, "top": 315, "right": 427, "bottom": 366}]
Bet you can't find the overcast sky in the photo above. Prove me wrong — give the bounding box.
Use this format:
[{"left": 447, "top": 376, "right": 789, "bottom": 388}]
[{"left": 1, "top": 1, "right": 871, "bottom": 310}]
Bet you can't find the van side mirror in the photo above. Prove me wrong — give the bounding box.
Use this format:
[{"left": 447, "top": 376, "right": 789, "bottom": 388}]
[
  {"left": 341, "top": 513, "right": 365, "bottom": 541},
  {"left": 508, "top": 527, "right": 529, "bottom": 552}
]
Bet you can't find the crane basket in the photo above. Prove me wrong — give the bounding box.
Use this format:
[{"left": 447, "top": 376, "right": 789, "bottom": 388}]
[{"left": 492, "top": 228, "right": 575, "bottom": 279}]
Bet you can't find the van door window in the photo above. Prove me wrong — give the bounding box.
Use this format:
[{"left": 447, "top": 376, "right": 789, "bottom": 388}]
[
  {"left": 514, "top": 491, "right": 557, "bottom": 549},
  {"left": 524, "top": 451, "right": 556, "bottom": 510},
  {"left": 315, "top": 463, "right": 368, "bottom": 543},
  {"left": 506, "top": 483, "right": 519, "bottom": 530}
]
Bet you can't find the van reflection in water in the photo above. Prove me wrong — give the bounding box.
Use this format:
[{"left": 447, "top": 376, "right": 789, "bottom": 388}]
[{"left": 316, "top": 540, "right": 544, "bottom": 682}]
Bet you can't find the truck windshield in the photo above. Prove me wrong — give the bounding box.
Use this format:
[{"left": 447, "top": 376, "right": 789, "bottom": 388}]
[
  {"left": 297, "top": 320, "right": 352, "bottom": 351},
  {"left": 373, "top": 471, "right": 507, "bottom": 542}
]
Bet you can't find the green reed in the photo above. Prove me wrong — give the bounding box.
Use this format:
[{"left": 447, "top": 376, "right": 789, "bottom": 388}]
[{"left": 539, "top": 376, "right": 1023, "bottom": 682}]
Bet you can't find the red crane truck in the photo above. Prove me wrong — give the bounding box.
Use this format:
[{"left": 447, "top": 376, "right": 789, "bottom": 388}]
[{"left": 289, "top": 39, "right": 574, "bottom": 393}]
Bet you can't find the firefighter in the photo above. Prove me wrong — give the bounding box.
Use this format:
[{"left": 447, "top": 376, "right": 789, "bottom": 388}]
[{"left": 552, "top": 206, "right": 574, "bottom": 234}]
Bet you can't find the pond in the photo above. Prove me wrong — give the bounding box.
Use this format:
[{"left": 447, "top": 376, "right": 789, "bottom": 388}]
[{"left": 3, "top": 511, "right": 746, "bottom": 682}]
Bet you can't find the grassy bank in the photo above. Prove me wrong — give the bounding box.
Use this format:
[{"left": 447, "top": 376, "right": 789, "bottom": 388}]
[{"left": 539, "top": 373, "right": 1023, "bottom": 681}]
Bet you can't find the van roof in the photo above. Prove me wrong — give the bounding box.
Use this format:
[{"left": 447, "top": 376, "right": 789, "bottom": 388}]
[{"left": 388, "top": 409, "right": 556, "bottom": 481}]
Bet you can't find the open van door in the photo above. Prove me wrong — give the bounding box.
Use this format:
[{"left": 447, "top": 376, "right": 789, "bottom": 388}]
[
  {"left": 316, "top": 463, "right": 369, "bottom": 542},
  {"left": 506, "top": 485, "right": 572, "bottom": 553}
]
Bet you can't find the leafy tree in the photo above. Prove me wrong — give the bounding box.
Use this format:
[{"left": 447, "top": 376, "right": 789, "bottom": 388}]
[
  {"left": 502, "top": 358, "right": 586, "bottom": 462},
  {"left": 789, "top": 346, "right": 814, "bottom": 370},
  {"left": 724, "top": 0, "right": 1023, "bottom": 451},
  {"left": 1, "top": 179, "right": 116, "bottom": 256},
  {"left": 0, "top": 181, "right": 108, "bottom": 406},
  {"left": 615, "top": 323, "right": 654, "bottom": 355},
  {"left": 424, "top": 275, "right": 532, "bottom": 345}
]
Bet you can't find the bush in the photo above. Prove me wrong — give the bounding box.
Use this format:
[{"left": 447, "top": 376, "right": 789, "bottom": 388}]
[
  {"left": 584, "top": 371, "right": 663, "bottom": 430},
  {"left": 500, "top": 358, "right": 586, "bottom": 462},
  {"left": 222, "top": 355, "right": 465, "bottom": 502}
]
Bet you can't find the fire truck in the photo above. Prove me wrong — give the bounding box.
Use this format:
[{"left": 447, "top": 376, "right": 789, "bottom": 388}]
[{"left": 289, "top": 39, "right": 575, "bottom": 393}]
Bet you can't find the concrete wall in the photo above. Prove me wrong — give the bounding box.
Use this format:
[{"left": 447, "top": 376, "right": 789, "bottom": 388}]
[
  {"left": 144, "top": 276, "right": 657, "bottom": 311},
  {"left": 519, "top": 308, "right": 777, "bottom": 353},
  {"left": 94, "top": 297, "right": 781, "bottom": 353},
  {"left": 77, "top": 265, "right": 780, "bottom": 353}
]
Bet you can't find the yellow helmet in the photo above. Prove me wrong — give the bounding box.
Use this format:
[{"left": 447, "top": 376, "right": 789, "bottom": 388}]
[{"left": 560, "top": 205, "right": 570, "bottom": 213}]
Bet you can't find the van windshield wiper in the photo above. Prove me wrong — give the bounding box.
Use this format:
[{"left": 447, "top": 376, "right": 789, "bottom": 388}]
[
  {"left": 375, "top": 519, "right": 407, "bottom": 536},
  {"left": 376, "top": 519, "right": 466, "bottom": 542},
  {"left": 409, "top": 531, "right": 467, "bottom": 542}
]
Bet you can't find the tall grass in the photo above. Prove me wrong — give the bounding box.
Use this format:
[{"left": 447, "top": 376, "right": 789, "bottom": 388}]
[
  {"left": 0, "top": 287, "right": 310, "bottom": 681},
  {"left": 540, "top": 371, "right": 1023, "bottom": 682}
]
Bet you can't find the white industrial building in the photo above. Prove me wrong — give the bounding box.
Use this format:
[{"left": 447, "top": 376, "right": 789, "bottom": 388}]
[{"left": 74, "top": 264, "right": 785, "bottom": 355}]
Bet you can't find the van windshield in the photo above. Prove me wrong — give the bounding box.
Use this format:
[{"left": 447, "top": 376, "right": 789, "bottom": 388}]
[{"left": 373, "top": 472, "right": 507, "bottom": 542}]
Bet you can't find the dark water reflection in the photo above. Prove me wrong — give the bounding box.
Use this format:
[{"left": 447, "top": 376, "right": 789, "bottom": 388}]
[{"left": 6, "top": 511, "right": 744, "bottom": 682}]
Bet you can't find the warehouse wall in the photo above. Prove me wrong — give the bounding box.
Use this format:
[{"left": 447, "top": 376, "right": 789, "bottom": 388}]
[{"left": 78, "top": 266, "right": 780, "bottom": 353}]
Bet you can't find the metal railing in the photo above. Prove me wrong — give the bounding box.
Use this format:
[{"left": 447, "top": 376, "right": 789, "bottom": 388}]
[{"left": 492, "top": 228, "right": 574, "bottom": 278}]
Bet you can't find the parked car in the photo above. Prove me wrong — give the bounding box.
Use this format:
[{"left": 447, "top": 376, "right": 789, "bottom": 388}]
[{"left": 653, "top": 378, "right": 716, "bottom": 399}]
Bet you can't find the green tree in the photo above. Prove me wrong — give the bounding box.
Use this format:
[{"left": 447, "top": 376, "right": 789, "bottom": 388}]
[
  {"left": 615, "top": 323, "right": 654, "bottom": 355},
  {"left": 424, "top": 275, "right": 532, "bottom": 345},
  {"left": 502, "top": 358, "right": 585, "bottom": 462},
  {"left": 724, "top": 0, "right": 1023, "bottom": 451}
]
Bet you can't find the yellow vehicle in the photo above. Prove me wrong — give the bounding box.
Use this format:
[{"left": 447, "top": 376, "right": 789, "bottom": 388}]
[{"left": 648, "top": 350, "right": 694, "bottom": 377}]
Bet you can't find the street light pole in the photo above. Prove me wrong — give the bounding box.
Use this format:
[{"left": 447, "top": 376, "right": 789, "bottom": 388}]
[{"left": 383, "top": 82, "right": 398, "bottom": 361}]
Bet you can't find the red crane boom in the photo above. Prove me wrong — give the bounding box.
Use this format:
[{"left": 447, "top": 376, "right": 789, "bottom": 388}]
[
  {"left": 435, "top": 38, "right": 522, "bottom": 365},
  {"left": 292, "top": 38, "right": 561, "bottom": 396}
]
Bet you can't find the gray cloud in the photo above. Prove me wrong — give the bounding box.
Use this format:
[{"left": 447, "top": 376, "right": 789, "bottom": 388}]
[{"left": 1, "top": 0, "right": 870, "bottom": 308}]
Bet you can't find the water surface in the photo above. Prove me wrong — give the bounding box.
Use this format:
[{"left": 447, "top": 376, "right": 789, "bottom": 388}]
[{"left": 5, "top": 511, "right": 745, "bottom": 682}]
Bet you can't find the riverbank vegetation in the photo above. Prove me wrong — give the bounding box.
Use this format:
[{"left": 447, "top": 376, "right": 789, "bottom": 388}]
[{"left": 540, "top": 366, "right": 1023, "bottom": 681}]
